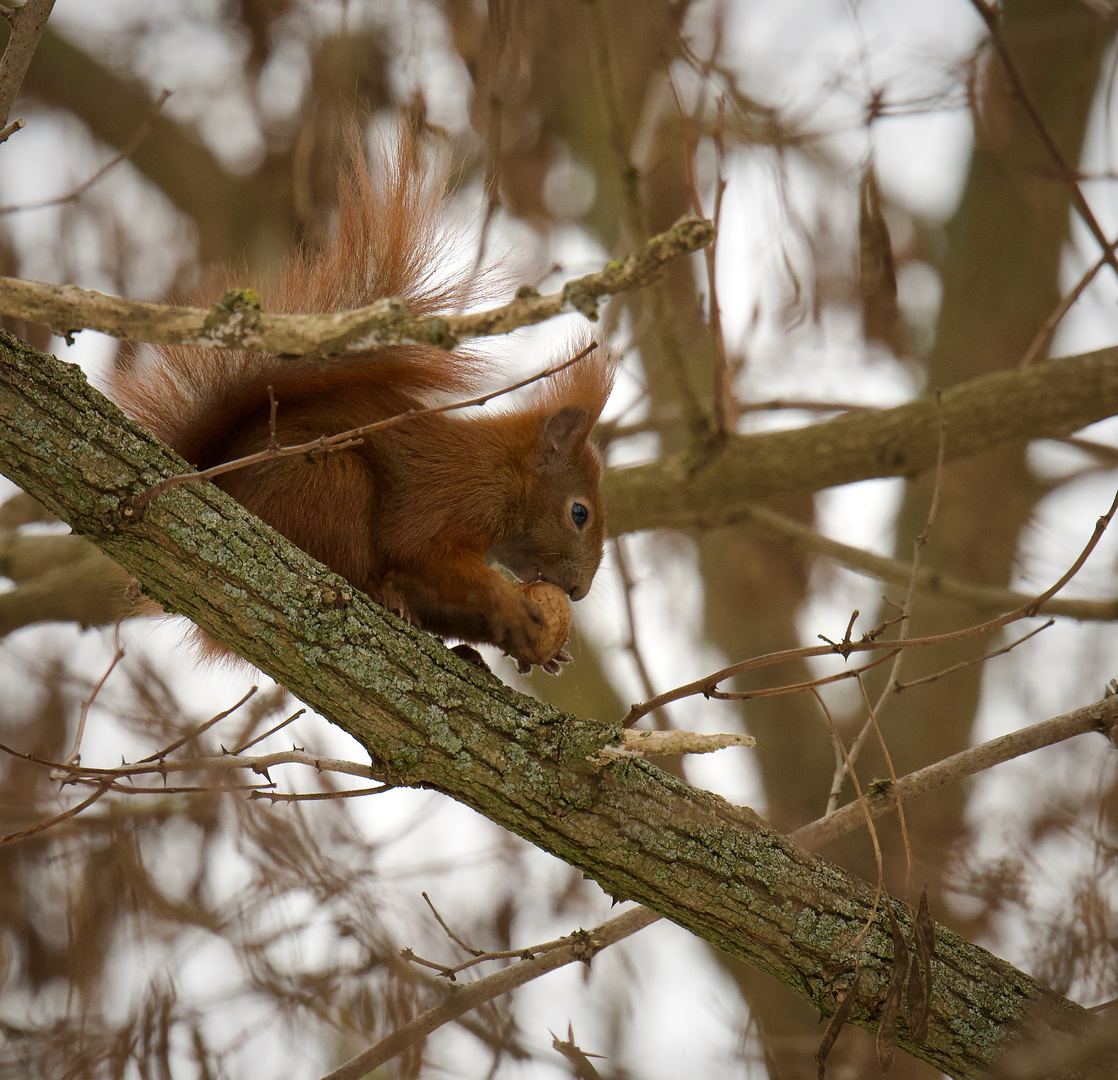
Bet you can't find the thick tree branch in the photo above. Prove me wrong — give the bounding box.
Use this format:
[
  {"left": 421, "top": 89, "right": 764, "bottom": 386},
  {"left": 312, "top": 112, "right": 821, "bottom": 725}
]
[
  {"left": 0, "top": 331, "right": 1108, "bottom": 1078},
  {"left": 604, "top": 346, "right": 1118, "bottom": 533}
]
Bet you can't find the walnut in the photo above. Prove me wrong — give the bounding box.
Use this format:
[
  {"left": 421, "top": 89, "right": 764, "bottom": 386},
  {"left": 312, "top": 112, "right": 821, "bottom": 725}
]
[{"left": 515, "top": 581, "right": 572, "bottom": 671}]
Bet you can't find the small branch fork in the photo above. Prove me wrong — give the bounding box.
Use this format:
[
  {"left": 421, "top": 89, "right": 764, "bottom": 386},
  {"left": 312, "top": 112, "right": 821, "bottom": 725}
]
[
  {"left": 0, "top": 214, "right": 713, "bottom": 357},
  {"left": 125, "top": 342, "right": 599, "bottom": 512},
  {"left": 319, "top": 906, "right": 661, "bottom": 1080},
  {"left": 0, "top": 686, "right": 387, "bottom": 848}
]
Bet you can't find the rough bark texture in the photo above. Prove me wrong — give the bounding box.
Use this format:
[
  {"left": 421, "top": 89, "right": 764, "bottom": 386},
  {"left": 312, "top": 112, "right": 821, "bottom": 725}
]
[{"left": 0, "top": 330, "right": 1110, "bottom": 1079}]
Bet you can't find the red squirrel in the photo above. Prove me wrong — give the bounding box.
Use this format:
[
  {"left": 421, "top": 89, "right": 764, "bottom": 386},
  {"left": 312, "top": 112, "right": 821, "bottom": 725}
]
[{"left": 112, "top": 134, "right": 615, "bottom": 671}]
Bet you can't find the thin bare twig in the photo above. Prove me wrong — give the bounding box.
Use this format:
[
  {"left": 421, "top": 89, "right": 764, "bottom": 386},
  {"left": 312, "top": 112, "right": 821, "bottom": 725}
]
[
  {"left": 247, "top": 786, "right": 389, "bottom": 803},
  {"left": 1061, "top": 435, "right": 1118, "bottom": 467},
  {"left": 894, "top": 619, "right": 1053, "bottom": 691},
  {"left": 826, "top": 396, "right": 947, "bottom": 811},
  {"left": 0, "top": 742, "right": 380, "bottom": 792},
  {"left": 677, "top": 79, "right": 734, "bottom": 436},
  {"left": 706, "top": 646, "right": 901, "bottom": 704},
  {"left": 422, "top": 892, "right": 482, "bottom": 958},
  {"left": 1019, "top": 251, "right": 1108, "bottom": 367},
  {"left": 266, "top": 385, "right": 280, "bottom": 449},
  {"left": 64, "top": 624, "right": 124, "bottom": 765},
  {"left": 587, "top": 1, "right": 710, "bottom": 442},
  {"left": 0, "top": 90, "right": 171, "bottom": 215},
  {"left": 596, "top": 398, "right": 875, "bottom": 446},
  {"left": 72, "top": 778, "right": 274, "bottom": 795},
  {"left": 0, "top": 736, "right": 387, "bottom": 810},
  {"left": 857, "top": 672, "right": 913, "bottom": 889},
  {"left": 403, "top": 923, "right": 582, "bottom": 981},
  {"left": 138, "top": 685, "right": 258, "bottom": 762},
  {"left": 730, "top": 502, "right": 1118, "bottom": 621},
  {"left": 970, "top": 0, "right": 1118, "bottom": 285},
  {"left": 0, "top": 780, "right": 111, "bottom": 848},
  {"left": 811, "top": 689, "right": 885, "bottom": 949},
  {"left": 588, "top": 0, "right": 648, "bottom": 244},
  {"left": 614, "top": 538, "right": 672, "bottom": 731},
  {"left": 226, "top": 706, "right": 305, "bottom": 755}
]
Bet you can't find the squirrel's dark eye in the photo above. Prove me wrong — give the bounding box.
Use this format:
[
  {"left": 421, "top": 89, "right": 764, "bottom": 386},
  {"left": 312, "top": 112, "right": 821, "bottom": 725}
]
[{"left": 571, "top": 502, "right": 589, "bottom": 528}]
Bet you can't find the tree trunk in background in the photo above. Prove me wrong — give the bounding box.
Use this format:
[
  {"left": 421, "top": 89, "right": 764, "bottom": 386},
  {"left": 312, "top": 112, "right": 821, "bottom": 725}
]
[
  {"left": 852, "top": 0, "right": 1111, "bottom": 909},
  {"left": 697, "top": 1, "right": 1108, "bottom": 1075},
  {"left": 720, "top": 3, "right": 1110, "bottom": 1075}
]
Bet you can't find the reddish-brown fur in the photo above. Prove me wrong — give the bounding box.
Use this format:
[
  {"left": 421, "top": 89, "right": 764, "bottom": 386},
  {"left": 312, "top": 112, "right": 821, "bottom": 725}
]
[{"left": 111, "top": 133, "right": 615, "bottom": 666}]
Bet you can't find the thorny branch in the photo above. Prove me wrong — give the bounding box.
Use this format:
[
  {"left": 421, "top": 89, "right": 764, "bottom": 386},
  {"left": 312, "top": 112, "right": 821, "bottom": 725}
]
[{"left": 623, "top": 486, "right": 1118, "bottom": 725}]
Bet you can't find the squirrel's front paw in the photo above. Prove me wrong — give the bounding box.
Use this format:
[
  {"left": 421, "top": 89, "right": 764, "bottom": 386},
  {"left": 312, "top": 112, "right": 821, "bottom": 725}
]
[
  {"left": 500, "top": 582, "right": 572, "bottom": 673},
  {"left": 370, "top": 576, "right": 415, "bottom": 625},
  {"left": 494, "top": 588, "right": 544, "bottom": 657}
]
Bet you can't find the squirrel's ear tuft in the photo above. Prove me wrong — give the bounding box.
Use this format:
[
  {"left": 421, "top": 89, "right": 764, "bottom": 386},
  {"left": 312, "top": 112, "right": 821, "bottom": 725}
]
[
  {"left": 534, "top": 341, "right": 618, "bottom": 424},
  {"left": 540, "top": 406, "right": 592, "bottom": 458}
]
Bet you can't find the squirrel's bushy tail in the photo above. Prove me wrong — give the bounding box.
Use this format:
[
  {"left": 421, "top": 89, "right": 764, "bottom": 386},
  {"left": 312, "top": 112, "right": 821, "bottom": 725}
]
[{"left": 112, "top": 127, "right": 486, "bottom": 465}]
